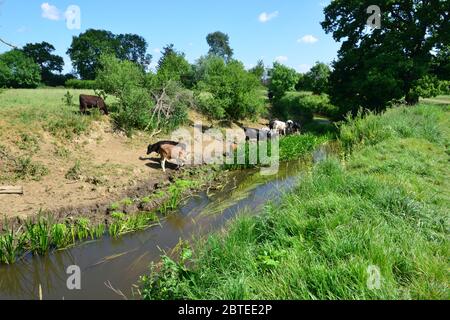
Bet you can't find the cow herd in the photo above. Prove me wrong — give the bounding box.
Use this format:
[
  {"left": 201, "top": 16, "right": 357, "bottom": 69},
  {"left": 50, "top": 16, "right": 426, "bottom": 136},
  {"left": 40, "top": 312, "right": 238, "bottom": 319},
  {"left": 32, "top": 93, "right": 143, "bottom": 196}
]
[{"left": 77, "top": 94, "right": 302, "bottom": 172}]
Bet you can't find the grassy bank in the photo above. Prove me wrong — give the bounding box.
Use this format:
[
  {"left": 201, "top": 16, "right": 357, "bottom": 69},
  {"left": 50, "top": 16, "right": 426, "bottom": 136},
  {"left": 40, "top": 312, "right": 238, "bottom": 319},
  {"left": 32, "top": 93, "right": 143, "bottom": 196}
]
[{"left": 140, "top": 103, "right": 449, "bottom": 300}]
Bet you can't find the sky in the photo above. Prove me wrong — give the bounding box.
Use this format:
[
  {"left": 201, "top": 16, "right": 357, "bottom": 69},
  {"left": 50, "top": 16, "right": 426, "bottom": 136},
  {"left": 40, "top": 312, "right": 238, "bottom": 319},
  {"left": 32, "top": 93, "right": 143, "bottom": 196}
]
[{"left": 0, "top": 0, "right": 340, "bottom": 74}]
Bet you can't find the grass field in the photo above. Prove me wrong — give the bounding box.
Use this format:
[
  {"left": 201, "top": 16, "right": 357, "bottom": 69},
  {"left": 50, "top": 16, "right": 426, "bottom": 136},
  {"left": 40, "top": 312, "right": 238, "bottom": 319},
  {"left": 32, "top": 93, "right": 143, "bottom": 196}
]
[
  {"left": 0, "top": 88, "right": 117, "bottom": 139},
  {"left": 141, "top": 103, "right": 449, "bottom": 300}
]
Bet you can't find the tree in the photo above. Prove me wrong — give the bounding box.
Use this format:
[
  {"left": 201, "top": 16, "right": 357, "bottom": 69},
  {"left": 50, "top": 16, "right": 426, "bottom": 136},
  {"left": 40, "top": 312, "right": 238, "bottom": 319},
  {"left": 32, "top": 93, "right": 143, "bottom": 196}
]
[
  {"left": 97, "top": 54, "right": 189, "bottom": 135},
  {"left": 0, "top": 49, "right": 41, "bottom": 88},
  {"left": 249, "top": 59, "right": 266, "bottom": 82},
  {"left": 195, "top": 56, "right": 264, "bottom": 121},
  {"left": 67, "top": 29, "right": 151, "bottom": 79},
  {"left": 116, "top": 34, "right": 152, "bottom": 70},
  {"left": 268, "top": 62, "right": 299, "bottom": 100},
  {"left": 431, "top": 45, "right": 450, "bottom": 81},
  {"left": 156, "top": 44, "right": 192, "bottom": 86},
  {"left": 322, "top": 0, "right": 449, "bottom": 114},
  {"left": 304, "top": 62, "right": 331, "bottom": 94},
  {"left": 22, "top": 42, "right": 64, "bottom": 86},
  {"left": 206, "top": 31, "right": 234, "bottom": 62}
]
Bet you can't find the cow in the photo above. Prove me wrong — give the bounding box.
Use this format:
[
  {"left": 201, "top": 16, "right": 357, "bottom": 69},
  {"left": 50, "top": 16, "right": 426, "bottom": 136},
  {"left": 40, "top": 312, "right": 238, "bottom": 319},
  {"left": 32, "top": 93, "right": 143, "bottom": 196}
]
[
  {"left": 287, "top": 121, "right": 302, "bottom": 134},
  {"left": 147, "top": 141, "right": 187, "bottom": 173},
  {"left": 269, "top": 120, "right": 288, "bottom": 136},
  {"left": 79, "top": 94, "right": 108, "bottom": 115}
]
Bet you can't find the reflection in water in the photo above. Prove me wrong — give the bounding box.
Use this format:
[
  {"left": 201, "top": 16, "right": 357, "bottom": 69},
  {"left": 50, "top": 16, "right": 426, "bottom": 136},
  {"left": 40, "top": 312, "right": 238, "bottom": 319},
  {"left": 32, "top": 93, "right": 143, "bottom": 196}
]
[{"left": 0, "top": 155, "right": 326, "bottom": 300}]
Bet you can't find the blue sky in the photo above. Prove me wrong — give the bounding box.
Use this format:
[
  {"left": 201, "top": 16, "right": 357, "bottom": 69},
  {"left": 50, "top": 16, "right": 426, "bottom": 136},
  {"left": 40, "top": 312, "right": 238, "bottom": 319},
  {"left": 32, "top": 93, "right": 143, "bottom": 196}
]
[{"left": 0, "top": 0, "right": 339, "bottom": 74}]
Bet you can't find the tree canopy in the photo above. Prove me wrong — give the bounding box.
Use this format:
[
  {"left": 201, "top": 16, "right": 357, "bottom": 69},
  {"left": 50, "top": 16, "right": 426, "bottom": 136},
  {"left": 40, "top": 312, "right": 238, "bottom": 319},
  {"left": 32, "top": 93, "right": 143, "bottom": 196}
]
[
  {"left": 0, "top": 49, "right": 41, "bottom": 88},
  {"left": 304, "top": 62, "right": 331, "bottom": 95},
  {"left": 268, "top": 62, "right": 299, "bottom": 100},
  {"left": 67, "top": 29, "right": 151, "bottom": 79},
  {"left": 22, "top": 42, "right": 64, "bottom": 86},
  {"left": 155, "top": 44, "right": 192, "bottom": 86},
  {"left": 206, "top": 31, "right": 234, "bottom": 62},
  {"left": 195, "top": 55, "right": 264, "bottom": 120},
  {"left": 322, "top": 0, "right": 449, "bottom": 114}
]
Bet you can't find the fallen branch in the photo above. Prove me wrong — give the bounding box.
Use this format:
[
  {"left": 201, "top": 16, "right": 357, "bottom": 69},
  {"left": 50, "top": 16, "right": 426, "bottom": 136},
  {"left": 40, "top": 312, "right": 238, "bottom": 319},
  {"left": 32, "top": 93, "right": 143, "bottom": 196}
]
[{"left": 0, "top": 186, "right": 23, "bottom": 195}]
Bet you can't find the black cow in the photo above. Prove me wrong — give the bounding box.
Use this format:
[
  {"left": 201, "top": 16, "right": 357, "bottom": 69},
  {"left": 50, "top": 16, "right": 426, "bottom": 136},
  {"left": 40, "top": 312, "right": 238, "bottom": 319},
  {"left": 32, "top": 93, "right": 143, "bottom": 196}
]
[{"left": 79, "top": 94, "right": 108, "bottom": 115}]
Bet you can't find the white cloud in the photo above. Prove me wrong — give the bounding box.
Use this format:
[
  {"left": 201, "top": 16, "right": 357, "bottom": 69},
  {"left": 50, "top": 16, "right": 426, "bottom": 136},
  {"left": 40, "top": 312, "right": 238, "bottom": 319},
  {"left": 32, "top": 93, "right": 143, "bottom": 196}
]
[
  {"left": 259, "top": 11, "right": 279, "bottom": 23},
  {"left": 153, "top": 48, "right": 161, "bottom": 53},
  {"left": 41, "top": 2, "right": 61, "bottom": 20},
  {"left": 297, "top": 35, "right": 319, "bottom": 44},
  {"left": 275, "top": 56, "right": 288, "bottom": 63}
]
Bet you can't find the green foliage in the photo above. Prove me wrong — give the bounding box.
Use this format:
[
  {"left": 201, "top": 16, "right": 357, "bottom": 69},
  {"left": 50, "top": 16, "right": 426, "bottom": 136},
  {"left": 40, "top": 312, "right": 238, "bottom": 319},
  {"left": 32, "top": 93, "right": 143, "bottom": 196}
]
[
  {"left": 14, "top": 156, "right": 49, "bottom": 181},
  {"left": 62, "top": 91, "right": 74, "bottom": 106},
  {"left": 140, "top": 243, "right": 193, "bottom": 300},
  {"left": 410, "top": 75, "right": 445, "bottom": 100},
  {"left": 279, "top": 134, "right": 329, "bottom": 162},
  {"left": 0, "top": 49, "right": 41, "bottom": 88},
  {"left": 96, "top": 54, "right": 151, "bottom": 131},
  {"left": 0, "top": 226, "right": 26, "bottom": 264},
  {"left": 322, "top": 0, "right": 448, "bottom": 112},
  {"left": 339, "top": 104, "right": 444, "bottom": 154},
  {"left": 268, "top": 62, "right": 299, "bottom": 100},
  {"left": 302, "top": 62, "right": 331, "bottom": 94},
  {"left": 195, "top": 56, "right": 265, "bottom": 121},
  {"left": 97, "top": 54, "right": 189, "bottom": 134},
  {"left": 273, "top": 92, "right": 338, "bottom": 122},
  {"left": 22, "top": 42, "right": 64, "bottom": 86},
  {"left": 249, "top": 59, "right": 266, "bottom": 82},
  {"left": 67, "top": 29, "right": 151, "bottom": 80},
  {"left": 65, "top": 79, "right": 98, "bottom": 89},
  {"left": 16, "top": 132, "right": 40, "bottom": 153},
  {"left": 156, "top": 44, "right": 192, "bottom": 86},
  {"left": 206, "top": 31, "right": 234, "bottom": 62}
]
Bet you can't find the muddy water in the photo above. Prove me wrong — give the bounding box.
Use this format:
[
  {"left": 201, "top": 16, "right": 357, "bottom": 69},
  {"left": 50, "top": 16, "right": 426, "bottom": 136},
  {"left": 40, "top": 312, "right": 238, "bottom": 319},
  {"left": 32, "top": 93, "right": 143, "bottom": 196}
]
[{"left": 0, "top": 148, "right": 329, "bottom": 300}]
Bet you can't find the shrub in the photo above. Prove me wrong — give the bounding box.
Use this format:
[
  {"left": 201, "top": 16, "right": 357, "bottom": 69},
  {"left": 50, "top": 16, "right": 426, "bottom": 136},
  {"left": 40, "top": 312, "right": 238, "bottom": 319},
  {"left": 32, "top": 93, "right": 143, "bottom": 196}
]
[
  {"left": 62, "top": 91, "right": 74, "bottom": 106},
  {"left": 194, "top": 56, "right": 265, "bottom": 121},
  {"left": 97, "top": 54, "right": 189, "bottom": 134},
  {"left": 65, "top": 79, "right": 98, "bottom": 89},
  {"left": 268, "top": 62, "right": 299, "bottom": 100},
  {"left": 0, "top": 50, "right": 41, "bottom": 88}
]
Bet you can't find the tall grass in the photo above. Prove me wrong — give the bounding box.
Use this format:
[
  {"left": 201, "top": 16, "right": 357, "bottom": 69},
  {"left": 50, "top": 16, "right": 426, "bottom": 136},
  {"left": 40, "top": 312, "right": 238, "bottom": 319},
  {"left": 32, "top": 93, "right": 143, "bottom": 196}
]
[{"left": 141, "top": 104, "right": 449, "bottom": 300}]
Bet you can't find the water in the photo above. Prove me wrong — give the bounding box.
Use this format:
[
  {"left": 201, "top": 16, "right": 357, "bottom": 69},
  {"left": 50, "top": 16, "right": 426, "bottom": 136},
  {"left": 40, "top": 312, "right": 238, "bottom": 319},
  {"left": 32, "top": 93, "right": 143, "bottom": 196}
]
[{"left": 0, "top": 149, "right": 328, "bottom": 300}]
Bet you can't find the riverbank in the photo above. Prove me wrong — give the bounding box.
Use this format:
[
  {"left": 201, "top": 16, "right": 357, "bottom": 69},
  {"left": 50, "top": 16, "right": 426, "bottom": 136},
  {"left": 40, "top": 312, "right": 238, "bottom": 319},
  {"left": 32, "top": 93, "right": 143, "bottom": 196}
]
[
  {"left": 140, "top": 103, "right": 449, "bottom": 300},
  {"left": 0, "top": 129, "right": 330, "bottom": 265}
]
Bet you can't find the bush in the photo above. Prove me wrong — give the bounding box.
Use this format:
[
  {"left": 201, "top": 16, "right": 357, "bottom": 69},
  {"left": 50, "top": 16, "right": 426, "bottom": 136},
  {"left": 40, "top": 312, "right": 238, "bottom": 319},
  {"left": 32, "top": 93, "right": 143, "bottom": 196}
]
[
  {"left": 0, "top": 50, "right": 41, "bottom": 88},
  {"left": 65, "top": 79, "right": 98, "bottom": 89},
  {"left": 97, "top": 54, "right": 189, "bottom": 134},
  {"left": 268, "top": 62, "right": 299, "bottom": 100},
  {"left": 194, "top": 56, "right": 265, "bottom": 121},
  {"left": 273, "top": 92, "right": 338, "bottom": 122}
]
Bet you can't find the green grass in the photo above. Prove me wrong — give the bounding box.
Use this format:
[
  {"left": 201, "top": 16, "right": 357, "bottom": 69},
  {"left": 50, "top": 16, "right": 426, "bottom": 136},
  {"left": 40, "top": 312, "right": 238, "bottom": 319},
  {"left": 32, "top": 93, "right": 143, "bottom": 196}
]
[
  {"left": 0, "top": 88, "right": 113, "bottom": 139},
  {"left": 140, "top": 103, "right": 449, "bottom": 300}
]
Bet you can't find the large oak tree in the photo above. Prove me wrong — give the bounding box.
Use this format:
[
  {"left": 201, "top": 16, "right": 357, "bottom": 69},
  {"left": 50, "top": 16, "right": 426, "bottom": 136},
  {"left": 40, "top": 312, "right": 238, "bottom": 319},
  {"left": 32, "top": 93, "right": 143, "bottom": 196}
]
[
  {"left": 67, "top": 29, "right": 151, "bottom": 79},
  {"left": 322, "top": 0, "right": 449, "bottom": 114}
]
